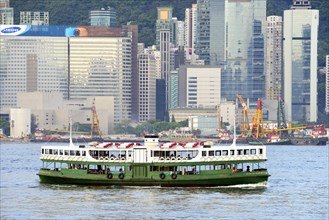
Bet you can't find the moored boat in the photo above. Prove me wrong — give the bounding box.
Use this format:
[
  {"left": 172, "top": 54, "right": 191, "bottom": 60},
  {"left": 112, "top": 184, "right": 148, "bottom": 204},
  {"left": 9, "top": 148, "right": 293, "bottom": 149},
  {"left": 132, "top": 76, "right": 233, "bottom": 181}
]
[
  {"left": 38, "top": 134, "right": 270, "bottom": 187},
  {"left": 248, "top": 134, "right": 291, "bottom": 145}
]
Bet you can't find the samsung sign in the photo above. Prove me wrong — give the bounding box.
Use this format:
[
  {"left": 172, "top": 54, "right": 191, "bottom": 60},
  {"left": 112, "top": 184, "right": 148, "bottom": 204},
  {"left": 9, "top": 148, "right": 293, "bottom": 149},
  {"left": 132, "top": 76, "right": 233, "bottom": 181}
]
[{"left": 0, "top": 25, "right": 30, "bottom": 35}]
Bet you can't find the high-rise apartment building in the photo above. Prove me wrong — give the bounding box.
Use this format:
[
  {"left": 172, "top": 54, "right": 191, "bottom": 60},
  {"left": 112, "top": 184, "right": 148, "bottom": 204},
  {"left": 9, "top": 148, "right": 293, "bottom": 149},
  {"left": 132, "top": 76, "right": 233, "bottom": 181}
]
[
  {"left": 283, "top": 0, "right": 319, "bottom": 122},
  {"left": 326, "top": 55, "right": 329, "bottom": 113},
  {"left": 266, "top": 16, "right": 283, "bottom": 100},
  {"left": 184, "top": 4, "right": 197, "bottom": 59},
  {"left": 137, "top": 51, "right": 157, "bottom": 122},
  {"left": 20, "top": 11, "right": 49, "bottom": 25},
  {"left": 0, "top": 0, "right": 13, "bottom": 25},
  {"left": 90, "top": 7, "right": 117, "bottom": 27},
  {"left": 195, "top": 0, "right": 266, "bottom": 102}
]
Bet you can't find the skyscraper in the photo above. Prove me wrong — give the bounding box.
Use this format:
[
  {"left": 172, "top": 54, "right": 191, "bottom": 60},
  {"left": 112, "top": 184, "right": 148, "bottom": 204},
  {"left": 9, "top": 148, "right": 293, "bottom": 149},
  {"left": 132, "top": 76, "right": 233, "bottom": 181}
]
[
  {"left": 184, "top": 4, "right": 198, "bottom": 59},
  {"left": 221, "top": 0, "right": 266, "bottom": 102},
  {"left": 90, "top": 7, "right": 117, "bottom": 27},
  {"left": 283, "top": 0, "right": 319, "bottom": 122},
  {"left": 155, "top": 7, "right": 174, "bottom": 50},
  {"left": 137, "top": 51, "right": 157, "bottom": 122},
  {"left": 266, "top": 16, "right": 283, "bottom": 100},
  {"left": 195, "top": 0, "right": 266, "bottom": 102}
]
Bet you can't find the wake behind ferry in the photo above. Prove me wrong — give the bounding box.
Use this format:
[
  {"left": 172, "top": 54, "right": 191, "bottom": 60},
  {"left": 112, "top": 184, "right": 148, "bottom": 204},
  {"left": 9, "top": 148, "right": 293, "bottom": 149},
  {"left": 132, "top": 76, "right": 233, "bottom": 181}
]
[{"left": 38, "top": 132, "right": 270, "bottom": 187}]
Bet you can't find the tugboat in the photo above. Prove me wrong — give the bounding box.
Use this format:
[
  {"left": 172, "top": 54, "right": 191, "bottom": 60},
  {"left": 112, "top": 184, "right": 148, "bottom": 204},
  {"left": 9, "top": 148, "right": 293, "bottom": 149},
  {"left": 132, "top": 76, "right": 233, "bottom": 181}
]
[{"left": 38, "top": 125, "right": 270, "bottom": 187}]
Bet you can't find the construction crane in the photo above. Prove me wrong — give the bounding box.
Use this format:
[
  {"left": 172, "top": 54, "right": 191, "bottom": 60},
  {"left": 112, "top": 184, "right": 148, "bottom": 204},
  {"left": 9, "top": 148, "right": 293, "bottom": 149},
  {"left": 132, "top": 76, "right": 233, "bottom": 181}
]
[
  {"left": 236, "top": 94, "right": 252, "bottom": 137},
  {"left": 91, "top": 99, "right": 102, "bottom": 138},
  {"left": 250, "top": 99, "right": 264, "bottom": 138}
]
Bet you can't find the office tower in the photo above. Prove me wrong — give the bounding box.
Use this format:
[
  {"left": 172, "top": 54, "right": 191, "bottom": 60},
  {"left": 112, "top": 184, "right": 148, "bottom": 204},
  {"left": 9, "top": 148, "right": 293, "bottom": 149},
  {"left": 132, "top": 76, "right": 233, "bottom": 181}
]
[
  {"left": 222, "top": 0, "right": 266, "bottom": 102},
  {"left": 266, "top": 16, "right": 283, "bottom": 100},
  {"left": 195, "top": 0, "right": 211, "bottom": 64},
  {"left": 169, "top": 69, "right": 179, "bottom": 109},
  {"left": 69, "top": 36, "right": 132, "bottom": 123},
  {"left": 0, "top": 36, "right": 69, "bottom": 110},
  {"left": 184, "top": 4, "right": 197, "bottom": 59},
  {"left": 137, "top": 52, "right": 157, "bottom": 122},
  {"left": 178, "top": 66, "right": 221, "bottom": 108},
  {"left": 0, "top": 25, "right": 134, "bottom": 123},
  {"left": 0, "top": 0, "right": 13, "bottom": 25},
  {"left": 156, "top": 79, "right": 166, "bottom": 121},
  {"left": 325, "top": 55, "right": 329, "bottom": 113},
  {"left": 155, "top": 7, "right": 174, "bottom": 50},
  {"left": 20, "top": 11, "right": 49, "bottom": 25},
  {"left": 283, "top": 0, "right": 319, "bottom": 122},
  {"left": 90, "top": 7, "right": 117, "bottom": 27},
  {"left": 195, "top": 0, "right": 266, "bottom": 103},
  {"left": 175, "top": 20, "right": 185, "bottom": 48},
  {"left": 123, "top": 23, "right": 138, "bottom": 121}
]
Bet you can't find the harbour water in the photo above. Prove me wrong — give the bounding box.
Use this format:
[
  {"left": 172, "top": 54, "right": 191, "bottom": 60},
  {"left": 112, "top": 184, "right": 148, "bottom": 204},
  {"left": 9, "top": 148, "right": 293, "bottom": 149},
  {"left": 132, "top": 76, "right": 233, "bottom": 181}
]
[{"left": 1, "top": 142, "right": 328, "bottom": 220}]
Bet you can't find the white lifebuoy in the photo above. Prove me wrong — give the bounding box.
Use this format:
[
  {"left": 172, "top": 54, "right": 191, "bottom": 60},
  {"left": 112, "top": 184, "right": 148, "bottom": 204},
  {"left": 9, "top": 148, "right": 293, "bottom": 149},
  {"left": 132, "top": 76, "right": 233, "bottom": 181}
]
[
  {"left": 99, "top": 157, "right": 104, "bottom": 161},
  {"left": 110, "top": 157, "right": 115, "bottom": 161},
  {"left": 105, "top": 157, "right": 109, "bottom": 160},
  {"left": 160, "top": 157, "right": 165, "bottom": 161}
]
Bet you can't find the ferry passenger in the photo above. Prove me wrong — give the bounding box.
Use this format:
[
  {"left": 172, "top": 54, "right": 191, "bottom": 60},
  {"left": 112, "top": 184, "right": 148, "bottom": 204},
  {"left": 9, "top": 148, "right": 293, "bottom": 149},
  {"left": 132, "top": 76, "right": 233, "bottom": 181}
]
[
  {"left": 188, "top": 154, "right": 191, "bottom": 159},
  {"left": 247, "top": 166, "right": 250, "bottom": 172}
]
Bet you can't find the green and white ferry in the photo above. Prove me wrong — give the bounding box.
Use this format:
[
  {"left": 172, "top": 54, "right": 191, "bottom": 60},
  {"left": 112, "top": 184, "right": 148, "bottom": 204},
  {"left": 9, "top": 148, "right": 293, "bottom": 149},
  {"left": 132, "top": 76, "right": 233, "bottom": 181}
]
[{"left": 38, "top": 133, "right": 270, "bottom": 187}]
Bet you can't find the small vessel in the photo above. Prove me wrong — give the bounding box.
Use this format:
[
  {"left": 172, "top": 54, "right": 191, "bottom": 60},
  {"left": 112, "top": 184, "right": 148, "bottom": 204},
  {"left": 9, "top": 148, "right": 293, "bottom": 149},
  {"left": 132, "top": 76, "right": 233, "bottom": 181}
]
[
  {"left": 38, "top": 129, "right": 270, "bottom": 187},
  {"left": 248, "top": 133, "right": 291, "bottom": 145}
]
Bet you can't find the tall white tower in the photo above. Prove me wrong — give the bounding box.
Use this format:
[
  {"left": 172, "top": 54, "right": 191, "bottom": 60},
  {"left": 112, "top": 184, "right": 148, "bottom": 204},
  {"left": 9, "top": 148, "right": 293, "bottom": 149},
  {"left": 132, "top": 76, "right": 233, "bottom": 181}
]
[
  {"left": 283, "top": 0, "right": 319, "bottom": 122},
  {"left": 266, "top": 16, "right": 283, "bottom": 100}
]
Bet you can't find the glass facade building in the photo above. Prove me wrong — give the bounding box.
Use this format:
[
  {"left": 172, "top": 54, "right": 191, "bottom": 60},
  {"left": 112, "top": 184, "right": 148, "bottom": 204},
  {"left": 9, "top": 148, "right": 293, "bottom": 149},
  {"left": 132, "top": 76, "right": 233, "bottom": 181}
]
[
  {"left": 222, "top": 0, "right": 266, "bottom": 102},
  {"left": 90, "top": 7, "right": 117, "bottom": 27},
  {"left": 283, "top": 1, "right": 318, "bottom": 122},
  {"left": 195, "top": 0, "right": 266, "bottom": 102}
]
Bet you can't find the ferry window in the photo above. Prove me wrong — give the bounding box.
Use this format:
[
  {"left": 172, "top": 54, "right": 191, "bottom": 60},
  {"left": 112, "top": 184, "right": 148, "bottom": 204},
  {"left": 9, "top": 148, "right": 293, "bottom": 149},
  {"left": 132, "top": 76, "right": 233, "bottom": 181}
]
[
  {"left": 49, "top": 149, "right": 53, "bottom": 154},
  {"left": 251, "top": 149, "right": 256, "bottom": 155},
  {"left": 75, "top": 151, "right": 80, "bottom": 156},
  {"left": 70, "top": 150, "right": 75, "bottom": 156},
  {"left": 222, "top": 150, "right": 228, "bottom": 156},
  {"left": 54, "top": 150, "right": 58, "bottom": 155},
  {"left": 45, "top": 149, "right": 49, "bottom": 154},
  {"left": 128, "top": 150, "right": 132, "bottom": 157},
  {"left": 259, "top": 148, "right": 263, "bottom": 154},
  {"left": 64, "top": 150, "right": 69, "bottom": 155},
  {"left": 202, "top": 151, "right": 207, "bottom": 156},
  {"left": 215, "top": 150, "right": 221, "bottom": 156},
  {"left": 244, "top": 149, "right": 249, "bottom": 155},
  {"left": 209, "top": 151, "right": 214, "bottom": 156},
  {"left": 237, "top": 149, "right": 243, "bottom": 155},
  {"left": 230, "top": 150, "right": 235, "bottom": 155},
  {"left": 59, "top": 150, "right": 63, "bottom": 155},
  {"left": 42, "top": 149, "right": 44, "bottom": 154},
  {"left": 82, "top": 151, "right": 86, "bottom": 156}
]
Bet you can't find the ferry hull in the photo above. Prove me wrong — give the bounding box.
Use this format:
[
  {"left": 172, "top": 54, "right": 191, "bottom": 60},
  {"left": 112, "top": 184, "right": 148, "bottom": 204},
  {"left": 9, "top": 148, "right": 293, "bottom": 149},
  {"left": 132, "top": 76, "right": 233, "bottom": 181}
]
[{"left": 38, "top": 170, "right": 269, "bottom": 187}]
